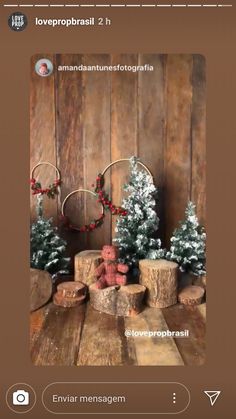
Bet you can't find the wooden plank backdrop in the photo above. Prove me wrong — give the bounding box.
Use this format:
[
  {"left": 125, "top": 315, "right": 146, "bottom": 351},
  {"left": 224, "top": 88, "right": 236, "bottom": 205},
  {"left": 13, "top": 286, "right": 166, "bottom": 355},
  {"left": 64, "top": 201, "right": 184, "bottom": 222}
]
[{"left": 30, "top": 54, "right": 206, "bottom": 260}]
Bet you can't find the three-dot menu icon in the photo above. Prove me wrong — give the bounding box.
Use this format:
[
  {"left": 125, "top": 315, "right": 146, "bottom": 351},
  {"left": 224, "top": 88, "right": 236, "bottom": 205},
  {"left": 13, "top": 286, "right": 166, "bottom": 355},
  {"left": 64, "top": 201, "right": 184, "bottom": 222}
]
[{"left": 173, "top": 393, "right": 176, "bottom": 404}]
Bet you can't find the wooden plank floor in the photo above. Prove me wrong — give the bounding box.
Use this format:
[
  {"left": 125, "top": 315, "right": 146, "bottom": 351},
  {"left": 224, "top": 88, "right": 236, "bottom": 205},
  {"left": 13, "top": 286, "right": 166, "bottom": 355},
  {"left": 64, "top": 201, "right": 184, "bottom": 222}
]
[{"left": 30, "top": 302, "right": 206, "bottom": 366}]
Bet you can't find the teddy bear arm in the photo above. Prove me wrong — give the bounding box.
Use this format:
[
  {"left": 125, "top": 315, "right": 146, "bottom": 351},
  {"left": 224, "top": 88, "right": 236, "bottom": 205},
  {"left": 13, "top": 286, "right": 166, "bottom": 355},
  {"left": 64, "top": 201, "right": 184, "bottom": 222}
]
[{"left": 117, "top": 263, "right": 129, "bottom": 274}]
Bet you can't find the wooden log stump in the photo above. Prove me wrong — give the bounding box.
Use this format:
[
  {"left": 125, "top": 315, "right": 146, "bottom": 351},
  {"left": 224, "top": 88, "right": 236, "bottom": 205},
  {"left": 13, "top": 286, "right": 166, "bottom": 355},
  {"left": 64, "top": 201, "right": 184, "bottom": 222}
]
[
  {"left": 57, "top": 281, "right": 87, "bottom": 298},
  {"left": 139, "top": 259, "right": 178, "bottom": 308},
  {"left": 178, "top": 285, "right": 205, "bottom": 306},
  {"left": 74, "top": 250, "right": 102, "bottom": 285},
  {"left": 89, "top": 283, "right": 146, "bottom": 317},
  {"left": 53, "top": 293, "right": 86, "bottom": 308},
  {"left": 30, "top": 268, "right": 52, "bottom": 312},
  {"left": 53, "top": 281, "right": 87, "bottom": 308}
]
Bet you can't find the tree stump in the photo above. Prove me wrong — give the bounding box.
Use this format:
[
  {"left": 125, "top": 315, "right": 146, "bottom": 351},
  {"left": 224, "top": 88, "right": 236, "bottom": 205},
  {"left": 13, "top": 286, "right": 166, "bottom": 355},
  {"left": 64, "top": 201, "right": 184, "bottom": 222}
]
[
  {"left": 30, "top": 268, "right": 52, "bottom": 312},
  {"left": 178, "top": 285, "right": 205, "bottom": 306},
  {"left": 139, "top": 259, "right": 178, "bottom": 308},
  {"left": 53, "top": 281, "right": 87, "bottom": 308},
  {"left": 74, "top": 250, "right": 102, "bottom": 285},
  {"left": 53, "top": 293, "right": 86, "bottom": 308},
  {"left": 89, "top": 283, "right": 146, "bottom": 317},
  {"left": 57, "top": 281, "right": 87, "bottom": 298}
]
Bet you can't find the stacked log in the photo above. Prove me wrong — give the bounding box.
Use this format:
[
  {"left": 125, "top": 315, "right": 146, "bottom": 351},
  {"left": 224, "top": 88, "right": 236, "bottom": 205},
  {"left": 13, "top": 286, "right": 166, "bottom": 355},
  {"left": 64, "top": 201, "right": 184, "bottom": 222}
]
[
  {"left": 74, "top": 250, "right": 102, "bottom": 285},
  {"left": 53, "top": 281, "right": 87, "bottom": 308}
]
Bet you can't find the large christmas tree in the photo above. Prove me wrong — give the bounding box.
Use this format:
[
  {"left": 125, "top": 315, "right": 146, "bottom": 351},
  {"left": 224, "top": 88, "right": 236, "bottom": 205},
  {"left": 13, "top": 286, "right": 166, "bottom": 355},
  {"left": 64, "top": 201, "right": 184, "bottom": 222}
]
[
  {"left": 30, "top": 195, "right": 70, "bottom": 280},
  {"left": 166, "top": 201, "right": 206, "bottom": 276},
  {"left": 113, "top": 157, "right": 164, "bottom": 269}
]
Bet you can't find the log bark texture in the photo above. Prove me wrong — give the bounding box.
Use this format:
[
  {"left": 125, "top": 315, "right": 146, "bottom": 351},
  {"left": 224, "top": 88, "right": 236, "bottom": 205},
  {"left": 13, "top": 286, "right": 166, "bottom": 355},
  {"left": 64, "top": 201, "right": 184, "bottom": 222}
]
[
  {"left": 89, "top": 283, "right": 146, "bottom": 317},
  {"left": 30, "top": 268, "right": 52, "bottom": 312},
  {"left": 139, "top": 259, "right": 178, "bottom": 308},
  {"left": 74, "top": 250, "right": 102, "bottom": 285},
  {"left": 178, "top": 285, "right": 205, "bottom": 306}
]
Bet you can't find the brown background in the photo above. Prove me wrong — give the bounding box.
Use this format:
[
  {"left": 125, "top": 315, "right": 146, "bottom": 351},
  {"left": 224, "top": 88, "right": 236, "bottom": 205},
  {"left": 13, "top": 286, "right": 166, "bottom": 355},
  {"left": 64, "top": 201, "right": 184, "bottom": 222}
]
[
  {"left": 0, "top": 1, "right": 236, "bottom": 419},
  {"left": 30, "top": 53, "right": 206, "bottom": 259}
]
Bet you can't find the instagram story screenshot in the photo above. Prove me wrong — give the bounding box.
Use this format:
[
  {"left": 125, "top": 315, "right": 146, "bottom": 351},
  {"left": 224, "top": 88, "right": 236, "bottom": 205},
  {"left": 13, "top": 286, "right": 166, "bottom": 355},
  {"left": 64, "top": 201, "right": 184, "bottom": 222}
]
[{"left": 0, "top": 1, "right": 235, "bottom": 418}]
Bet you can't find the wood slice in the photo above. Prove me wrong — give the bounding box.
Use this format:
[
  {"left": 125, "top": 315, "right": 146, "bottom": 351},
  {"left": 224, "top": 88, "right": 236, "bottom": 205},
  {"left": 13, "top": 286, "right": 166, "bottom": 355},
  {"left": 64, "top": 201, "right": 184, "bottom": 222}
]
[
  {"left": 178, "top": 285, "right": 205, "bottom": 306},
  {"left": 139, "top": 259, "right": 178, "bottom": 308},
  {"left": 89, "top": 283, "right": 146, "bottom": 317},
  {"left": 74, "top": 250, "right": 102, "bottom": 285},
  {"left": 30, "top": 268, "right": 52, "bottom": 312},
  {"left": 53, "top": 292, "right": 86, "bottom": 308},
  {"left": 57, "top": 281, "right": 87, "bottom": 298}
]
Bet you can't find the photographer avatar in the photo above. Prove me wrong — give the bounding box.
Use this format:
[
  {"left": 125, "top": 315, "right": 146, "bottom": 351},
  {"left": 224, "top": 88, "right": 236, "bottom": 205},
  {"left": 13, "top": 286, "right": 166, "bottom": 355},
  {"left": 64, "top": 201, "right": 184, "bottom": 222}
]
[
  {"left": 13, "top": 390, "right": 30, "bottom": 406},
  {"left": 35, "top": 58, "right": 53, "bottom": 77}
]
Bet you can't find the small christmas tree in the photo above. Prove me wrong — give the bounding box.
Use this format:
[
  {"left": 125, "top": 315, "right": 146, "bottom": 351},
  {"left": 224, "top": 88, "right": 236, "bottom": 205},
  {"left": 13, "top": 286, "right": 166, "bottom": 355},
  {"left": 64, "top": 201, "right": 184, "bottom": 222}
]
[
  {"left": 30, "top": 195, "right": 70, "bottom": 280},
  {"left": 166, "top": 201, "right": 206, "bottom": 276},
  {"left": 113, "top": 157, "right": 165, "bottom": 269}
]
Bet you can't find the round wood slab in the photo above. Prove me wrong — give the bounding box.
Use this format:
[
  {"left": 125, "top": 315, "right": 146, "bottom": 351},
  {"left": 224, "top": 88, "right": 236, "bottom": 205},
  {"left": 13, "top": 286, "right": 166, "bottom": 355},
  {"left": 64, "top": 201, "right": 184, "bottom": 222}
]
[
  {"left": 30, "top": 268, "right": 52, "bottom": 312},
  {"left": 178, "top": 285, "right": 205, "bottom": 306},
  {"left": 57, "top": 281, "right": 87, "bottom": 298},
  {"left": 53, "top": 293, "right": 86, "bottom": 308}
]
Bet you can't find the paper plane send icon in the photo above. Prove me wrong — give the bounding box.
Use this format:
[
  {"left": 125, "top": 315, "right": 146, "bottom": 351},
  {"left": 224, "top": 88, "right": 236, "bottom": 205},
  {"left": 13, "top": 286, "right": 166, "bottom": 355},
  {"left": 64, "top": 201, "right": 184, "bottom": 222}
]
[{"left": 204, "top": 391, "right": 221, "bottom": 406}]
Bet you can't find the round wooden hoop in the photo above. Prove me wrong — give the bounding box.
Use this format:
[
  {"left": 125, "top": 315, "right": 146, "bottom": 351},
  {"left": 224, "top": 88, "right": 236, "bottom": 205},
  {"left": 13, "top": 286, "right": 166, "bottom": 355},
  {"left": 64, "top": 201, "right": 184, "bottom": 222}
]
[
  {"left": 101, "top": 158, "right": 153, "bottom": 180},
  {"left": 30, "top": 161, "right": 61, "bottom": 197},
  {"left": 31, "top": 161, "right": 61, "bottom": 182},
  {"left": 61, "top": 189, "right": 105, "bottom": 232}
]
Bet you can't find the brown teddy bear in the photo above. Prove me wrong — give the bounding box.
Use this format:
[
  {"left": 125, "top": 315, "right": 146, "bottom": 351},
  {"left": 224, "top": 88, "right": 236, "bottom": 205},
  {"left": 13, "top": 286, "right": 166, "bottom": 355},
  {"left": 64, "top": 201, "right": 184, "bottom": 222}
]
[{"left": 94, "top": 245, "right": 129, "bottom": 289}]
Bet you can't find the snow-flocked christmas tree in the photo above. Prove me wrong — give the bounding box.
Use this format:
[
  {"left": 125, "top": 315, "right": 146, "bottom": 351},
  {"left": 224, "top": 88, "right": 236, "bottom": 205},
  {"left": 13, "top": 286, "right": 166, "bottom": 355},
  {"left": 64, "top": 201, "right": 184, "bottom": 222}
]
[
  {"left": 166, "top": 201, "right": 206, "bottom": 276},
  {"left": 30, "top": 195, "right": 70, "bottom": 280},
  {"left": 113, "top": 157, "right": 165, "bottom": 269}
]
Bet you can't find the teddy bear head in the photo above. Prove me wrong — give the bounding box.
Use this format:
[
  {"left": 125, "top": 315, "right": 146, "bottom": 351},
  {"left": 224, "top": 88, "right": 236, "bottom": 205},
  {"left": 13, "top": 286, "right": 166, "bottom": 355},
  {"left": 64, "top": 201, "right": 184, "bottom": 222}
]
[{"left": 101, "top": 245, "right": 119, "bottom": 261}]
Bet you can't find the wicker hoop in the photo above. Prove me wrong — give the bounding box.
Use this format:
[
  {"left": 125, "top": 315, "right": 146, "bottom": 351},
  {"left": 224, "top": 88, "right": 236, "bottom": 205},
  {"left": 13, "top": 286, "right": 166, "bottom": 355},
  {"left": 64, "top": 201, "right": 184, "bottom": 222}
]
[
  {"left": 61, "top": 189, "right": 105, "bottom": 232},
  {"left": 101, "top": 158, "right": 153, "bottom": 180},
  {"left": 30, "top": 161, "right": 61, "bottom": 197}
]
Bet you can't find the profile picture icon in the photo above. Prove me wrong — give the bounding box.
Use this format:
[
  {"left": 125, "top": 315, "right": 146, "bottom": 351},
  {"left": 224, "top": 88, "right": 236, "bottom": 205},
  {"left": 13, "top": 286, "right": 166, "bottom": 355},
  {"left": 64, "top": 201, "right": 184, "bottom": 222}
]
[
  {"left": 35, "top": 59, "right": 53, "bottom": 77},
  {"left": 8, "top": 12, "right": 28, "bottom": 32}
]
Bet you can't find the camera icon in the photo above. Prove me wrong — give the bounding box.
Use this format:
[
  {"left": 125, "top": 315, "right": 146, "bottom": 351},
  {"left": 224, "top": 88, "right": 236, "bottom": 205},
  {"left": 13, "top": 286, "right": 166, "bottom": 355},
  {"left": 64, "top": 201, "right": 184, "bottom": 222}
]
[{"left": 12, "top": 390, "right": 30, "bottom": 406}]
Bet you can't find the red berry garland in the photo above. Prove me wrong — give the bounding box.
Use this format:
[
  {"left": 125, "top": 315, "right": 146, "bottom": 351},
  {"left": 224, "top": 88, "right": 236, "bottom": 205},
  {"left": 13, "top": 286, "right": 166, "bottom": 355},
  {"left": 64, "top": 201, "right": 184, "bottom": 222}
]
[
  {"left": 30, "top": 178, "right": 61, "bottom": 198},
  {"left": 60, "top": 213, "right": 105, "bottom": 233},
  {"left": 95, "top": 174, "right": 127, "bottom": 216},
  {"left": 61, "top": 189, "right": 105, "bottom": 233},
  {"left": 30, "top": 162, "right": 61, "bottom": 199}
]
